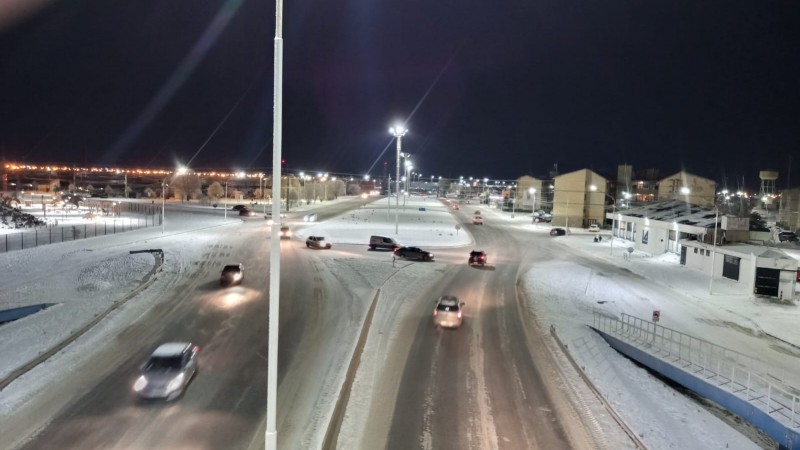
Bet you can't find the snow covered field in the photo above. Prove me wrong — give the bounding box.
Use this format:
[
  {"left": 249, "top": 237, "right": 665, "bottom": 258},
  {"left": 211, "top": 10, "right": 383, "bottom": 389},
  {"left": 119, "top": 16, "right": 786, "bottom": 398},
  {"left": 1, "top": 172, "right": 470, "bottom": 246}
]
[{"left": 1, "top": 195, "right": 797, "bottom": 449}]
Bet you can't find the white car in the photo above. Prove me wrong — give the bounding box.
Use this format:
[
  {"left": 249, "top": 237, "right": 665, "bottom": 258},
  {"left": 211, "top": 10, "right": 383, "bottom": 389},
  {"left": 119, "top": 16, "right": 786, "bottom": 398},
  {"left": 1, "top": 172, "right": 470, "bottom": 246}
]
[
  {"left": 133, "top": 342, "right": 199, "bottom": 401},
  {"left": 304, "top": 213, "right": 318, "bottom": 222},
  {"left": 588, "top": 224, "right": 600, "bottom": 232}
]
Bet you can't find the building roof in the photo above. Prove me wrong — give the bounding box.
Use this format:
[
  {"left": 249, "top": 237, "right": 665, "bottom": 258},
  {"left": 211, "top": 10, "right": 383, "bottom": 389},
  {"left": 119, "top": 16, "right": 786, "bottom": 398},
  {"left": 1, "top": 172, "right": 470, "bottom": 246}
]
[{"left": 616, "top": 200, "right": 719, "bottom": 228}]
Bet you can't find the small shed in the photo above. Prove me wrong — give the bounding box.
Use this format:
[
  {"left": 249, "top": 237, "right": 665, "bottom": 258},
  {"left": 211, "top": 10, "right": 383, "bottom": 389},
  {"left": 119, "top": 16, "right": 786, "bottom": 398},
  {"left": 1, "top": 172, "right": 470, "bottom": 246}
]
[{"left": 681, "top": 242, "right": 798, "bottom": 300}]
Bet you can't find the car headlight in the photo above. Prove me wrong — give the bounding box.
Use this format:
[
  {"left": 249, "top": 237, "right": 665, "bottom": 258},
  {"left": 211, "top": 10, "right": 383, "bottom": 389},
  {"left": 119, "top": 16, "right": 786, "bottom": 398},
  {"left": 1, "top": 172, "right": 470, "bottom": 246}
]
[
  {"left": 166, "top": 373, "right": 186, "bottom": 393},
  {"left": 133, "top": 375, "right": 148, "bottom": 392},
  {"left": 233, "top": 273, "right": 242, "bottom": 281}
]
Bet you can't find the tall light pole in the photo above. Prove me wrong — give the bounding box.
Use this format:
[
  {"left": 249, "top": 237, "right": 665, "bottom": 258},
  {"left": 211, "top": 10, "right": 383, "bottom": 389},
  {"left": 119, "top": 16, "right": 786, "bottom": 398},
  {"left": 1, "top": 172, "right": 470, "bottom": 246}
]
[
  {"left": 390, "top": 125, "right": 407, "bottom": 234},
  {"left": 709, "top": 207, "right": 719, "bottom": 294},
  {"left": 266, "top": 0, "right": 284, "bottom": 444},
  {"left": 591, "top": 184, "right": 616, "bottom": 255},
  {"left": 161, "top": 178, "right": 167, "bottom": 234},
  {"left": 511, "top": 184, "right": 516, "bottom": 218},
  {"left": 224, "top": 180, "right": 228, "bottom": 220},
  {"left": 529, "top": 187, "right": 536, "bottom": 224}
]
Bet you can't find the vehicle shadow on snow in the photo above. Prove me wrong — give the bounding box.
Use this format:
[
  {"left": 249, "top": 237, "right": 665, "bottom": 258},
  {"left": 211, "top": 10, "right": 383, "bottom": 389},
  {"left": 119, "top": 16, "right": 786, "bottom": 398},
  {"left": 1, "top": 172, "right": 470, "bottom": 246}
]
[{"left": 468, "top": 265, "right": 495, "bottom": 271}]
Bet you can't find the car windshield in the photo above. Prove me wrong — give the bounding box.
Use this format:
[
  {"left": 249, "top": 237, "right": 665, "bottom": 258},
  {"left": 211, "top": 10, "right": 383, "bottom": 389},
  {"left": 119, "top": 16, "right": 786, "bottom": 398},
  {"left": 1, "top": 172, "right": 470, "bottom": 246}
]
[
  {"left": 437, "top": 302, "right": 460, "bottom": 312},
  {"left": 145, "top": 355, "right": 182, "bottom": 372}
]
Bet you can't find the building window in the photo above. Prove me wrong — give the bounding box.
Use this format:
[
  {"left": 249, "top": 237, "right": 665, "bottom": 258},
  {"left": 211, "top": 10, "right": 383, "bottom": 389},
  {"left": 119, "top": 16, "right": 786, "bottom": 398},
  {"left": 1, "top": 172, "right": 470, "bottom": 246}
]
[
  {"left": 706, "top": 250, "right": 710, "bottom": 256},
  {"left": 694, "top": 248, "right": 698, "bottom": 254}
]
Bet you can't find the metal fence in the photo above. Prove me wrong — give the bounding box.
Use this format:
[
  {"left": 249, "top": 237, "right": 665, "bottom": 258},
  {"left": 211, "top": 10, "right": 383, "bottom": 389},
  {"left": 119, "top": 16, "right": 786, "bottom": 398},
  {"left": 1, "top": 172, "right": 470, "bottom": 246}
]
[
  {"left": 0, "top": 214, "right": 161, "bottom": 253},
  {"left": 593, "top": 312, "right": 800, "bottom": 431}
]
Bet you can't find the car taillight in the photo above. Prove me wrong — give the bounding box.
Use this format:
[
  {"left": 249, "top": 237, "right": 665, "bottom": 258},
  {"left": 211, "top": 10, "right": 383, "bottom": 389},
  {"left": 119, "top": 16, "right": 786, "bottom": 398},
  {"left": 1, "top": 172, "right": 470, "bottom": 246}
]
[
  {"left": 393, "top": 247, "right": 398, "bottom": 253},
  {"left": 457, "top": 311, "right": 462, "bottom": 318},
  {"left": 433, "top": 309, "right": 438, "bottom": 316},
  {"left": 480, "top": 256, "right": 485, "bottom": 260}
]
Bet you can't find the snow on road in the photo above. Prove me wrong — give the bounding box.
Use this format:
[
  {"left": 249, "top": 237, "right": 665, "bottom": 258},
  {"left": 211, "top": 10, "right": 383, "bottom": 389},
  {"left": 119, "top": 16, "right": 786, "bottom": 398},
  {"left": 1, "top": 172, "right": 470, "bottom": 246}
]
[{"left": 1, "top": 196, "right": 797, "bottom": 450}]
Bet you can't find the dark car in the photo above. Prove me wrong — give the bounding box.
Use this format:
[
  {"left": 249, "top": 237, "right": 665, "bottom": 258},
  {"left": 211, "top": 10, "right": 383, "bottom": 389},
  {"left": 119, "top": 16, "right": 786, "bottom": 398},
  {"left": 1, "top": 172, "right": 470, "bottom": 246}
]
[
  {"left": 394, "top": 246, "right": 434, "bottom": 261},
  {"left": 550, "top": 227, "right": 566, "bottom": 236},
  {"left": 231, "top": 204, "right": 248, "bottom": 211},
  {"left": 220, "top": 264, "right": 244, "bottom": 286},
  {"left": 778, "top": 231, "right": 798, "bottom": 242},
  {"left": 306, "top": 236, "right": 332, "bottom": 249},
  {"left": 468, "top": 250, "right": 487, "bottom": 266},
  {"left": 238, "top": 208, "right": 256, "bottom": 217}
]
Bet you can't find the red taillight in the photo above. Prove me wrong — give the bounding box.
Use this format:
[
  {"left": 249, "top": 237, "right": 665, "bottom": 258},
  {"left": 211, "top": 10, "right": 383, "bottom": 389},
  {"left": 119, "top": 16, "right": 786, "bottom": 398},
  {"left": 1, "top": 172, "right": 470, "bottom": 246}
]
[
  {"left": 480, "top": 256, "right": 485, "bottom": 260},
  {"left": 393, "top": 248, "right": 398, "bottom": 253},
  {"left": 457, "top": 311, "right": 462, "bottom": 318},
  {"left": 433, "top": 309, "right": 438, "bottom": 316}
]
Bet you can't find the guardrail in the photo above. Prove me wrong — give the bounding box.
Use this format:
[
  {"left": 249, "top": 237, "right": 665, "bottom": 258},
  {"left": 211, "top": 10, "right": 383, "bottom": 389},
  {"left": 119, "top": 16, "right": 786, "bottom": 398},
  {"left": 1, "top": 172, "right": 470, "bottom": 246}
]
[
  {"left": 593, "top": 312, "right": 800, "bottom": 434},
  {"left": 0, "top": 214, "right": 160, "bottom": 253}
]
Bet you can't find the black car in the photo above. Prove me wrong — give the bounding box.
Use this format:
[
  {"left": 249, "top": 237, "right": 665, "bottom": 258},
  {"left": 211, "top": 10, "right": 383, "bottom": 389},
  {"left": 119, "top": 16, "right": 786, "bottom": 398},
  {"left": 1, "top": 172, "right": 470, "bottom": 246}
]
[
  {"left": 238, "top": 207, "right": 256, "bottom": 217},
  {"left": 779, "top": 231, "right": 799, "bottom": 242},
  {"left": 395, "top": 246, "right": 434, "bottom": 261},
  {"left": 231, "top": 204, "right": 248, "bottom": 211},
  {"left": 468, "top": 250, "right": 487, "bottom": 266},
  {"left": 220, "top": 264, "right": 244, "bottom": 286},
  {"left": 550, "top": 227, "right": 566, "bottom": 236}
]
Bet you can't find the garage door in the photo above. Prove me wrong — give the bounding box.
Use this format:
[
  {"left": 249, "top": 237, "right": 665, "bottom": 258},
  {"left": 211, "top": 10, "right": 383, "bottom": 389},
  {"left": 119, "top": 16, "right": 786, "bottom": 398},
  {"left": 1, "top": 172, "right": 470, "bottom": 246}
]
[
  {"left": 754, "top": 267, "right": 780, "bottom": 297},
  {"left": 722, "top": 255, "right": 740, "bottom": 281}
]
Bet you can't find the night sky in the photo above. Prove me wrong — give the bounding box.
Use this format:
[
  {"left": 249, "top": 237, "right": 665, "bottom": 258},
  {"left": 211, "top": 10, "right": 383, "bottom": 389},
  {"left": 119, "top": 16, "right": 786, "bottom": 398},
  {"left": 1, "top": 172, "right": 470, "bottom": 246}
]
[{"left": 1, "top": 0, "right": 798, "bottom": 189}]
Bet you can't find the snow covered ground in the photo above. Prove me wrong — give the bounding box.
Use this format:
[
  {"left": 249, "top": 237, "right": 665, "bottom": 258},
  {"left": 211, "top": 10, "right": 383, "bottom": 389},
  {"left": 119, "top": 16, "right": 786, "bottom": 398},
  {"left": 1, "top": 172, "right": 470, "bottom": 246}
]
[{"left": 1, "top": 195, "right": 798, "bottom": 449}]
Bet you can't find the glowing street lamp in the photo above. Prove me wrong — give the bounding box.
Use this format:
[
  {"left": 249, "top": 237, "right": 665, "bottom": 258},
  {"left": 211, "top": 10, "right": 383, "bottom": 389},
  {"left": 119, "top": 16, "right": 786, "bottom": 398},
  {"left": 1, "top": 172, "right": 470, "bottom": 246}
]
[{"left": 389, "top": 125, "right": 407, "bottom": 234}]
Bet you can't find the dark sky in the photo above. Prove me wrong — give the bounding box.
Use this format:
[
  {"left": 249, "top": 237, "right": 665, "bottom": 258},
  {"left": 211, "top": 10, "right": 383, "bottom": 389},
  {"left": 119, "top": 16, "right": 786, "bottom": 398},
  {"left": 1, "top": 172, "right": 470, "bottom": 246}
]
[{"left": 1, "top": 0, "right": 798, "bottom": 189}]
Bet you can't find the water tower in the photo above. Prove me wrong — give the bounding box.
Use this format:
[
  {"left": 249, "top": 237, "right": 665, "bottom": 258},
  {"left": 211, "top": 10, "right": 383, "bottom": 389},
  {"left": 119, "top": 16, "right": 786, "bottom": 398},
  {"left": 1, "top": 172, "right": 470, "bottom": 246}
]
[{"left": 759, "top": 170, "right": 778, "bottom": 205}]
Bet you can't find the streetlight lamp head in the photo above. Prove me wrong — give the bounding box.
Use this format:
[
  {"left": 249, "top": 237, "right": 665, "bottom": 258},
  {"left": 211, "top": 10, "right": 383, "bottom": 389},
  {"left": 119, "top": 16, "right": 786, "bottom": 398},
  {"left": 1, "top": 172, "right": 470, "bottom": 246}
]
[
  {"left": 589, "top": 184, "right": 598, "bottom": 191},
  {"left": 389, "top": 125, "right": 408, "bottom": 136},
  {"left": 680, "top": 187, "right": 691, "bottom": 195}
]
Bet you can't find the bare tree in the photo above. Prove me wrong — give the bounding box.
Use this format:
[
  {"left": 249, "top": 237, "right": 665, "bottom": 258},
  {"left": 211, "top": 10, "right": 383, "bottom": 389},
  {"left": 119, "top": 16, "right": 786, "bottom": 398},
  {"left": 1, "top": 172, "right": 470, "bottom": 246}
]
[
  {"left": 207, "top": 181, "right": 224, "bottom": 200},
  {"left": 172, "top": 173, "right": 202, "bottom": 202}
]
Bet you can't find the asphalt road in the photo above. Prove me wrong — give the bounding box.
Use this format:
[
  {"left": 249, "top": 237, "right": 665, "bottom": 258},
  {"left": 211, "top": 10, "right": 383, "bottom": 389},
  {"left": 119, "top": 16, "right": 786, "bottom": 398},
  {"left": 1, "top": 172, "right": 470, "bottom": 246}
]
[
  {"left": 382, "top": 210, "right": 598, "bottom": 450},
  {"left": 16, "top": 199, "right": 368, "bottom": 450}
]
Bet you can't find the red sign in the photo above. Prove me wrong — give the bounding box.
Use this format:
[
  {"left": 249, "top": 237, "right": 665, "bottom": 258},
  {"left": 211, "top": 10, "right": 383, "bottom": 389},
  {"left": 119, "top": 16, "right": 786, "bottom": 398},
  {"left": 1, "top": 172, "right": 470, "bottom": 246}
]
[{"left": 652, "top": 310, "right": 661, "bottom": 323}]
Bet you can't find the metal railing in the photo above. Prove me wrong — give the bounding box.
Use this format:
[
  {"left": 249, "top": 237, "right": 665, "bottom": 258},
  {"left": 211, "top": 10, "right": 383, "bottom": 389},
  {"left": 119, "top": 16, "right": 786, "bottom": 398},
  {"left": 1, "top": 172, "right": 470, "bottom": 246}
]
[{"left": 593, "top": 312, "right": 800, "bottom": 430}]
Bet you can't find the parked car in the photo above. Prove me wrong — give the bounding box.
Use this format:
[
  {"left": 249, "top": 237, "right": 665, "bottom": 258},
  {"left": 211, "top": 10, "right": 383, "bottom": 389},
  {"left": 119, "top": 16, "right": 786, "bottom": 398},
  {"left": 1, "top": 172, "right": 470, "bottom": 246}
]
[
  {"left": 432, "top": 295, "right": 465, "bottom": 329},
  {"left": 280, "top": 225, "right": 292, "bottom": 239},
  {"left": 133, "top": 342, "right": 200, "bottom": 401},
  {"left": 306, "top": 236, "right": 332, "bottom": 249},
  {"left": 468, "top": 250, "right": 487, "bottom": 266},
  {"left": 550, "top": 227, "right": 566, "bottom": 236},
  {"left": 472, "top": 216, "right": 484, "bottom": 225},
  {"left": 304, "top": 213, "right": 318, "bottom": 222},
  {"left": 779, "top": 231, "right": 799, "bottom": 242},
  {"left": 394, "top": 246, "right": 434, "bottom": 261},
  {"left": 588, "top": 224, "right": 600, "bottom": 232},
  {"left": 369, "top": 235, "right": 400, "bottom": 250},
  {"left": 220, "top": 263, "right": 244, "bottom": 286}
]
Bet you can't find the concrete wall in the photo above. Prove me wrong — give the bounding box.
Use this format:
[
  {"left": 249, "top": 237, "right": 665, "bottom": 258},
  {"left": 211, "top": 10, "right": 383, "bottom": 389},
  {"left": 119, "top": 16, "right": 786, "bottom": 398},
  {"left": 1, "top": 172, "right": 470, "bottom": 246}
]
[{"left": 553, "top": 169, "right": 607, "bottom": 228}]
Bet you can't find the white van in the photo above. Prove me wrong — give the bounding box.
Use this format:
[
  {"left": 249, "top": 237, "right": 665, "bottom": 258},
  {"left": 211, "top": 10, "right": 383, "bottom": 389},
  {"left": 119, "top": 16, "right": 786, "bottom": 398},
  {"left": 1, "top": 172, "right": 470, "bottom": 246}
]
[{"left": 369, "top": 235, "right": 400, "bottom": 250}]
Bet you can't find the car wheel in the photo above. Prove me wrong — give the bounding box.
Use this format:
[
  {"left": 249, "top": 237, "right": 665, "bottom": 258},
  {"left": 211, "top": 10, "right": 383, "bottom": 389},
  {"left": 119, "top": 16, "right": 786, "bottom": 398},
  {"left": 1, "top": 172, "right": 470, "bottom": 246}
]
[
  {"left": 307, "top": 243, "right": 311, "bottom": 248},
  {"left": 369, "top": 245, "right": 375, "bottom": 250}
]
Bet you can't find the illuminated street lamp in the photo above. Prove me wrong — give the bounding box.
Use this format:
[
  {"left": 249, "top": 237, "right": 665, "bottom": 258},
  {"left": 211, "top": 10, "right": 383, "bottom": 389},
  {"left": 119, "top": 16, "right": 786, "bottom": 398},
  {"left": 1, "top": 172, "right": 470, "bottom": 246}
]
[
  {"left": 389, "top": 125, "right": 407, "bottom": 234},
  {"left": 529, "top": 187, "right": 536, "bottom": 223},
  {"left": 591, "top": 184, "right": 616, "bottom": 255}
]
